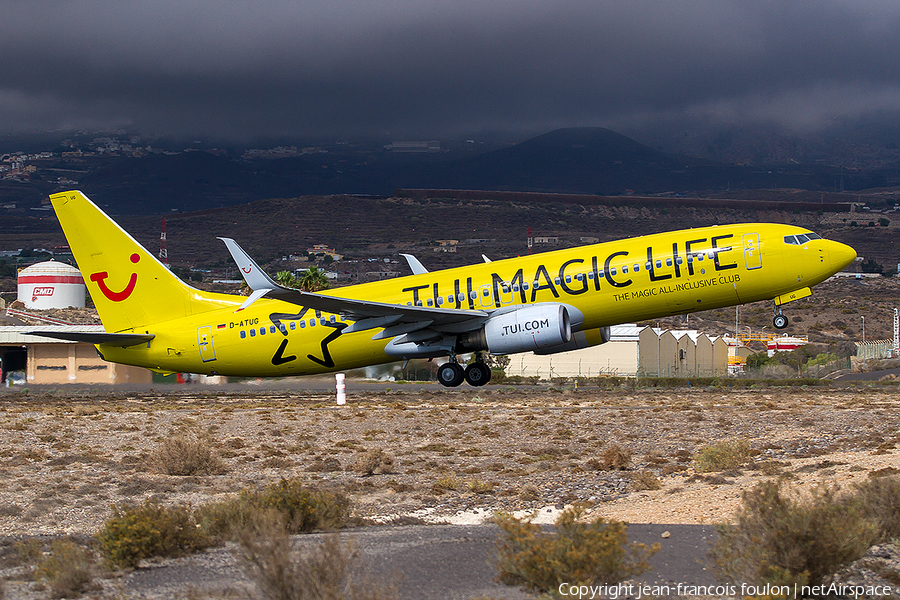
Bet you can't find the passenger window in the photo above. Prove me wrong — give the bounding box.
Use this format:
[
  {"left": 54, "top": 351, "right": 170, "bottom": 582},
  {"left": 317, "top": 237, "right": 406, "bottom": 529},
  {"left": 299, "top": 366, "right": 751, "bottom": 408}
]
[
  {"left": 427, "top": 299, "right": 433, "bottom": 306},
  {"left": 437, "top": 296, "right": 443, "bottom": 305},
  {"left": 270, "top": 326, "right": 276, "bottom": 333},
  {"left": 676, "top": 257, "right": 683, "bottom": 265},
  {"left": 645, "top": 261, "right": 652, "bottom": 270},
  {"left": 588, "top": 272, "right": 594, "bottom": 280},
  {"left": 300, "top": 321, "right": 306, "bottom": 329},
  {"left": 416, "top": 300, "right": 423, "bottom": 306},
  {"left": 250, "top": 329, "right": 256, "bottom": 337},
  {"left": 687, "top": 256, "right": 693, "bottom": 264},
  {"left": 458, "top": 293, "right": 466, "bottom": 302},
  {"left": 289, "top": 322, "right": 296, "bottom": 330},
  {"left": 483, "top": 288, "right": 490, "bottom": 297},
  {"left": 449, "top": 295, "right": 455, "bottom": 303},
  {"left": 656, "top": 260, "right": 662, "bottom": 268},
  {"left": 502, "top": 284, "right": 510, "bottom": 293},
  {"left": 260, "top": 327, "right": 266, "bottom": 335},
  {"left": 554, "top": 277, "right": 561, "bottom": 285},
  {"left": 666, "top": 258, "right": 673, "bottom": 267},
  {"left": 622, "top": 266, "right": 628, "bottom": 274},
  {"left": 611, "top": 268, "right": 617, "bottom": 276},
  {"left": 633, "top": 264, "right": 640, "bottom": 272},
  {"left": 240, "top": 330, "right": 246, "bottom": 339},
  {"left": 707, "top": 251, "right": 715, "bottom": 259},
  {"left": 565, "top": 275, "right": 572, "bottom": 283},
  {"left": 533, "top": 281, "right": 540, "bottom": 290},
  {"left": 310, "top": 319, "right": 316, "bottom": 326},
  {"left": 522, "top": 282, "right": 529, "bottom": 291},
  {"left": 599, "top": 271, "right": 605, "bottom": 278},
  {"left": 697, "top": 254, "right": 704, "bottom": 261},
  {"left": 512, "top": 284, "right": 519, "bottom": 292},
  {"left": 575, "top": 273, "right": 583, "bottom": 281},
  {"left": 330, "top": 316, "right": 336, "bottom": 323}
]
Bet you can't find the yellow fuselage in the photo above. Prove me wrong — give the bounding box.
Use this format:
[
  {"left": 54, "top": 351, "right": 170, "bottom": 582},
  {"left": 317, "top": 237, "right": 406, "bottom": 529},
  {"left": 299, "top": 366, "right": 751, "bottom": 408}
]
[{"left": 99, "top": 222, "right": 854, "bottom": 377}]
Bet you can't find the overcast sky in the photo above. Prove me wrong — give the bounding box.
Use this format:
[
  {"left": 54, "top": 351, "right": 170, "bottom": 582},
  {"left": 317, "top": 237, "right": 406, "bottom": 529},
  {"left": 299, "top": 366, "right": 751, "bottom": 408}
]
[{"left": 2, "top": 0, "right": 900, "bottom": 141}]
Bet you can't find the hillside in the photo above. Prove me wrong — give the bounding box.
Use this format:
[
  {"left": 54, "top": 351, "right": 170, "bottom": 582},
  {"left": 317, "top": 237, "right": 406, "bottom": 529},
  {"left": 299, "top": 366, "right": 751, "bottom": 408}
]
[{"left": 4, "top": 127, "right": 898, "bottom": 215}]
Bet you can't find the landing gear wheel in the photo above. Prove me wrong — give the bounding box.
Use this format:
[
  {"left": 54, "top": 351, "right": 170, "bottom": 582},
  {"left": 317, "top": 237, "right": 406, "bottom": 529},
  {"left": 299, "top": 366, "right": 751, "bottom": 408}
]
[
  {"left": 773, "top": 314, "right": 789, "bottom": 329},
  {"left": 464, "top": 362, "right": 491, "bottom": 387},
  {"left": 437, "top": 362, "right": 465, "bottom": 387}
]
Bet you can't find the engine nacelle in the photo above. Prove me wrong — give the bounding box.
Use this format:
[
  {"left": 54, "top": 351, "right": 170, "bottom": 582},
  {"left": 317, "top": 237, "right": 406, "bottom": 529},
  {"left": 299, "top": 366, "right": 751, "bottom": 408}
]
[
  {"left": 533, "top": 326, "right": 611, "bottom": 355},
  {"left": 476, "top": 304, "right": 572, "bottom": 354}
]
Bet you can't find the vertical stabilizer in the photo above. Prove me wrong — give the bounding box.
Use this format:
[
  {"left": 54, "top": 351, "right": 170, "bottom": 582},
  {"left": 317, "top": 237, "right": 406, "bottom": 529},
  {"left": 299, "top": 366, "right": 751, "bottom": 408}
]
[{"left": 50, "top": 191, "right": 228, "bottom": 332}]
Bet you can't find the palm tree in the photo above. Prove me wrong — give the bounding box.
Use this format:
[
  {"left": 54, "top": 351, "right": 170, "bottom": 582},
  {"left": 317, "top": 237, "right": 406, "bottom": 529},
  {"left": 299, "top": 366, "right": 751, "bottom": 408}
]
[
  {"left": 275, "top": 270, "right": 298, "bottom": 288},
  {"left": 296, "top": 266, "right": 330, "bottom": 292}
]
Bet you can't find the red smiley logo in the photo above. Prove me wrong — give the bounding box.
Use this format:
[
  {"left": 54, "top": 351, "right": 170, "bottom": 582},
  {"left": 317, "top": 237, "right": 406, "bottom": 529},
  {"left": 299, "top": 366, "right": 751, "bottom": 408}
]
[{"left": 91, "top": 253, "right": 140, "bottom": 302}]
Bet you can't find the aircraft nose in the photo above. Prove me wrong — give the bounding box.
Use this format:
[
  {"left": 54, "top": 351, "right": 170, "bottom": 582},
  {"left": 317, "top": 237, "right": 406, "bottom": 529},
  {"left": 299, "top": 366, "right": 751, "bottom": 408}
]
[{"left": 828, "top": 240, "right": 857, "bottom": 273}]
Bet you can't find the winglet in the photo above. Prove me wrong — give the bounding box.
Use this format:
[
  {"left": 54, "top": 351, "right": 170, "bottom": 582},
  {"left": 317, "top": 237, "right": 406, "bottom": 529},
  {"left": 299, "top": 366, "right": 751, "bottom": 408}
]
[
  {"left": 219, "top": 238, "right": 281, "bottom": 289},
  {"left": 219, "top": 237, "right": 283, "bottom": 310},
  {"left": 400, "top": 253, "right": 429, "bottom": 275}
]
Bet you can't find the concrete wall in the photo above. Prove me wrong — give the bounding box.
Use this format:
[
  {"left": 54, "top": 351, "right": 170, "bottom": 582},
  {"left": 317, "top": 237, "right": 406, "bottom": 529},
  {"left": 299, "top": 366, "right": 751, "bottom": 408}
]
[{"left": 24, "top": 342, "right": 152, "bottom": 384}]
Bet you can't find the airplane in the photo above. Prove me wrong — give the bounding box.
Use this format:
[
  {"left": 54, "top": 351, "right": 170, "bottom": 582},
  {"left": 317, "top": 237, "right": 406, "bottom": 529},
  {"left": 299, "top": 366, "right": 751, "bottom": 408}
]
[{"left": 31, "top": 190, "right": 856, "bottom": 387}]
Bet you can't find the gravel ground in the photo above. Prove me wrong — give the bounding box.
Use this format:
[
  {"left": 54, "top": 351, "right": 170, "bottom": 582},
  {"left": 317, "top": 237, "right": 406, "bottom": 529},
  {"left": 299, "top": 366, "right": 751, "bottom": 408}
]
[{"left": 1, "top": 383, "right": 899, "bottom": 598}]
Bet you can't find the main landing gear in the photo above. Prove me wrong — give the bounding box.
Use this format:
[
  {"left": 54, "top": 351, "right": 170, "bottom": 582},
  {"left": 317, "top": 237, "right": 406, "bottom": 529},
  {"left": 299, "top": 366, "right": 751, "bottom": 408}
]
[
  {"left": 773, "top": 307, "right": 789, "bottom": 330},
  {"left": 437, "top": 354, "right": 492, "bottom": 387}
]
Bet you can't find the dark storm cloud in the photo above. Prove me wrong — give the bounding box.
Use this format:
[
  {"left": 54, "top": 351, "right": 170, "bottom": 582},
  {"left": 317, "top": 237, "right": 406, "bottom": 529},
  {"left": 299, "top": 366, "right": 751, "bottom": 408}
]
[{"left": 2, "top": 0, "right": 900, "bottom": 138}]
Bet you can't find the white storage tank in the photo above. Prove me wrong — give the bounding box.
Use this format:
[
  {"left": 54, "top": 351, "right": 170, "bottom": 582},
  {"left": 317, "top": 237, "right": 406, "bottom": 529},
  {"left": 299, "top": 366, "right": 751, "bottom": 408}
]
[{"left": 16, "top": 260, "right": 86, "bottom": 309}]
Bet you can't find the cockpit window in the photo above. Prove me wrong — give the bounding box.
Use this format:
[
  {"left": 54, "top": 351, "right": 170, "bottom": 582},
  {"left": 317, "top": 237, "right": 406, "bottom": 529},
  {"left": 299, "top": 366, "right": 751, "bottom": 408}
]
[
  {"left": 806, "top": 232, "right": 821, "bottom": 240},
  {"left": 784, "top": 235, "right": 798, "bottom": 245},
  {"left": 795, "top": 234, "right": 809, "bottom": 244}
]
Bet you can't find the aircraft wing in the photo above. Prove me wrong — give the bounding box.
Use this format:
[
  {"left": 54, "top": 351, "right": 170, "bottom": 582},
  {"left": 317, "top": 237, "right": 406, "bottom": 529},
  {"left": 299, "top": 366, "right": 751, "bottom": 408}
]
[
  {"left": 219, "top": 238, "right": 489, "bottom": 336},
  {"left": 26, "top": 331, "right": 155, "bottom": 347}
]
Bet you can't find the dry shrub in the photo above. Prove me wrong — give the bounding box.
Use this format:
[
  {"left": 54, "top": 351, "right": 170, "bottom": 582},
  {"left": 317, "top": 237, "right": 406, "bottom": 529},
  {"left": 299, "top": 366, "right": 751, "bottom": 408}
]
[
  {"left": 599, "top": 443, "right": 632, "bottom": 470},
  {"left": 36, "top": 539, "right": 95, "bottom": 598},
  {"left": 852, "top": 475, "right": 900, "bottom": 541},
  {"left": 494, "top": 505, "right": 658, "bottom": 595},
  {"left": 236, "top": 510, "right": 398, "bottom": 600},
  {"left": 97, "top": 500, "right": 211, "bottom": 569},
  {"left": 711, "top": 480, "right": 877, "bottom": 589},
  {"left": 693, "top": 438, "right": 751, "bottom": 473},
  {"left": 151, "top": 431, "right": 227, "bottom": 476},
  {"left": 352, "top": 449, "right": 394, "bottom": 476},
  {"left": 197, "top": 479, "right": 350, "bottom": 541},
  {"left": 629, "top": 471, "right": 662, "bottom": 491}
]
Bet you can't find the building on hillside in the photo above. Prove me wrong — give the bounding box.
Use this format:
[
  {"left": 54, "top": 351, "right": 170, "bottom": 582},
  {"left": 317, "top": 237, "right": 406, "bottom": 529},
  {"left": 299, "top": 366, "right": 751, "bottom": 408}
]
[
  {"left": 0, "top": 326, "right": 152, "bottom": 385},
  {"left": 504, "top": 325, "right": 729, "bottom": 379}
]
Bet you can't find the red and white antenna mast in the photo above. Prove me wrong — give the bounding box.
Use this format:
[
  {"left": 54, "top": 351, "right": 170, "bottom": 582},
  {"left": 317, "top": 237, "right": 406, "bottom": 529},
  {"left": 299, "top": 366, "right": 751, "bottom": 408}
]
[{"left": 159, "top": 218, "right": 169, "bottom": 267}]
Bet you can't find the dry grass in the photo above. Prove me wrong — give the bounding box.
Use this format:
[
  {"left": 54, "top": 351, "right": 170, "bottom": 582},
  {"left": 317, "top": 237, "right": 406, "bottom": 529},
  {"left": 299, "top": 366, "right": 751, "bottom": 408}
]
[
  {"left": 352, "top": 448, "right": 394, "bottom": 476},
  {"left": 494, "top": 505, "right": 659, "bottom": 594},
  {"left": 235, "top": 510, "right": 398, "bottom": 600},
  {"left": 150, "top": 430, "right": 228, "bottom": 476}
]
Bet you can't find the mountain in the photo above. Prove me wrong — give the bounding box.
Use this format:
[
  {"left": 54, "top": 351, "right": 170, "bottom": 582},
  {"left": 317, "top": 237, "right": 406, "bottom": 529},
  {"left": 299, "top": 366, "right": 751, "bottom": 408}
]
[{"left": 4, "top": 127, "right": 896, "bottom": 215}]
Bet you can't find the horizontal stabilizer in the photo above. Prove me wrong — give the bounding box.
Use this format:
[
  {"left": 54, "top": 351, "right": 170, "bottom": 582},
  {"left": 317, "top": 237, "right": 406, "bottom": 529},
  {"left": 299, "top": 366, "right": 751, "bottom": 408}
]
[{"left": 26, "top": 331, "right": 155, "bottom": 347}]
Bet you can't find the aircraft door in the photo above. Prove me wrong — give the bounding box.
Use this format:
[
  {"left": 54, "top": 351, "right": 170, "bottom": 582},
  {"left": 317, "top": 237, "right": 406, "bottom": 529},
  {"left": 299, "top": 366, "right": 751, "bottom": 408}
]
[
  {"left": 743, "top": 234, "right": 762, "bottom": 270},
  {"left": 197, "top": 326, "right": 217, "bottom": 362}
]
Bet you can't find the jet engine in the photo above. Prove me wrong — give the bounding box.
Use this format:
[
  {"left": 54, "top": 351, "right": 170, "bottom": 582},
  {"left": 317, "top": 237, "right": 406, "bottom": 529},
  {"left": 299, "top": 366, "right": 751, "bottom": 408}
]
[{"left": 458, "top": 303, "right": 572, "bottom": 354}]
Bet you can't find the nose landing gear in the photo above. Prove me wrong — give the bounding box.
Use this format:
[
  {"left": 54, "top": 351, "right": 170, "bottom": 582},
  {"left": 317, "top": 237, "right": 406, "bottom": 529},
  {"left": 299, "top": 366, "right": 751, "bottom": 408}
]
[{"left": 773, "top": 307, "right": 789, "bottom": 330}]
